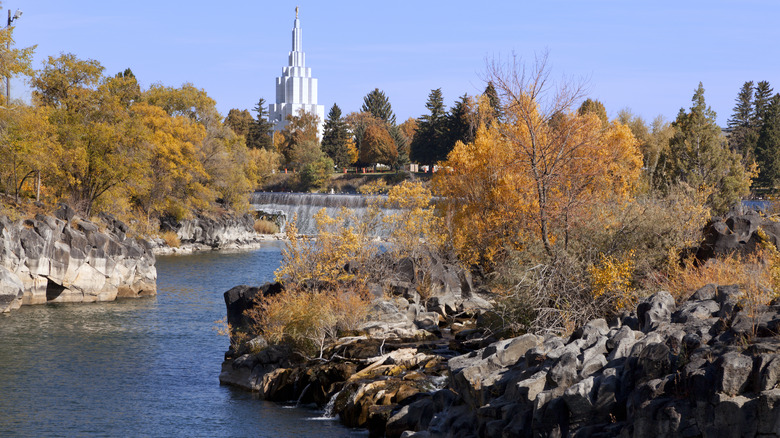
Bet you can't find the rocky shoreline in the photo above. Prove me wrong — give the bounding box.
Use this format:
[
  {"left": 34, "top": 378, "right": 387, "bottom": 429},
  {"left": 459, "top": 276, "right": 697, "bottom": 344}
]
[
  {"left": 150, "top": 213, "right": 285, "bottom": 255},
  {"left": 220, "top": 278, "right": 780, "bottom": 437},
  {"left": 0, "top": 205, "right": 157, "bottom": 313}
]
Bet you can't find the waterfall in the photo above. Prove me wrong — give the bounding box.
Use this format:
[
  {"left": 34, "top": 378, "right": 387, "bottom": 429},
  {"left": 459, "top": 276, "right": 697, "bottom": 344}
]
[
  {"left": 250, "top": 192, "right": 400, "bottom": 235},
  {"left": 322, "top": 388, "right": 343, "bottom": 418}
]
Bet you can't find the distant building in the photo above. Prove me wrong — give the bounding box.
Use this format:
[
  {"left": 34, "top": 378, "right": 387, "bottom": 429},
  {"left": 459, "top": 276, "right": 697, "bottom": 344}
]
[{"left": 268, "top": 7, "right": 325, "bottom": 139}]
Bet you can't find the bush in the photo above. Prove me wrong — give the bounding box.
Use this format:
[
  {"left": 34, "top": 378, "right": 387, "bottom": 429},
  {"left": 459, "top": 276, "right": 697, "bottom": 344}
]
[
  {"left": 253, "top": 219, "right": 279, "bottom": 234},
  {"left": 243, "top": 285, "right": 371, "bottom": 358},
  {"left": 160, "top": 230, "right": 181, "bottom": 248}
]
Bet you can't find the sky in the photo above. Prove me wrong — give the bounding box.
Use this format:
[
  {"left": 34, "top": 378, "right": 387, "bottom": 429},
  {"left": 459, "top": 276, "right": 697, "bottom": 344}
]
[{"left": 5, "top": 1, "right": 780, "bottom": 127}]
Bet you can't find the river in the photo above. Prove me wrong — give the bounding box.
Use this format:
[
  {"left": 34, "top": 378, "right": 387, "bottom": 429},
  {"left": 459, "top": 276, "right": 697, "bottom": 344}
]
[{"left": 0, "top": 243, "right": 364, "bottom": 437}]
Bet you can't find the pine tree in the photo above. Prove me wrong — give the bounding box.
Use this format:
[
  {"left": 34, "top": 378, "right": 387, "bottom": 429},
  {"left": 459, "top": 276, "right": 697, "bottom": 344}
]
[
  {"left": 410, "top": 88, "right": 449, "bottom": 166},
  {"left": 657, "top": 82, "right": 751, "bottom": 213},
  {"left": 321, "top": 104, "right": 355, "bottom": 167},
  {"left": 484, "top": 81, "right": 502, "bottom": 123},
  {"left": 447, "top": 94, "right": 473, "bottom": 147},
  {"left": 727, "top": 81, "right": 758, "bottom": 164},
  {"left": 361, "top": 88, "right": 396, "bottom": 125},
  {"left": 753, "top": 81, "right": 774, "bottom": 128},
  {"left": 248, "top": 98, "right": 274, "bottom": 150},
  {"left": 755, "top": 94, "right": 780, "bottom": 190}
]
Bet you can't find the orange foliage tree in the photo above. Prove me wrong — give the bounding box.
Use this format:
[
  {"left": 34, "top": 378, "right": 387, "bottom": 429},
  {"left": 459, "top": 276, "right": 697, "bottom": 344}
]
[{"left": 434, "top": 53, "right": 643, "bottom": 268}]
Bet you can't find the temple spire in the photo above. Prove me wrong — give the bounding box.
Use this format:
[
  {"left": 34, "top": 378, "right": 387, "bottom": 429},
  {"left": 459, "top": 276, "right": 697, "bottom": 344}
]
[{"left": 269, "top": 7, "right": 325, "bottom": 139}]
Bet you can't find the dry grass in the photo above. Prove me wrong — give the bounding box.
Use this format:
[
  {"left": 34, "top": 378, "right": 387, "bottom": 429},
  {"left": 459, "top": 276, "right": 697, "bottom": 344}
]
[
  {"left": 653, "top": 246, "right": 780, "bottom": 308},
  {"left": 244, "top": 285, "right": 371, "bottom": 358},
  {"left": 160, "top": 230, "right": 181, "bottom": 248},
  {"left": 254, "top": 219, "right": 279, "bottom": 234}
]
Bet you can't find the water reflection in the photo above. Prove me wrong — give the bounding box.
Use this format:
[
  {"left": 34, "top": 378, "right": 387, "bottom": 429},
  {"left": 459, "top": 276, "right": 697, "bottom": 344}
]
[{"left": 0, "top": 243, "right": 365, "bottom": 437}]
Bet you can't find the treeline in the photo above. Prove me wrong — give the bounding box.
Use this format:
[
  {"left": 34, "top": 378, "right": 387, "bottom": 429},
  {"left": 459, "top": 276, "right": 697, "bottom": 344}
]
[{"left": 2, "top": 56, "right": 266, "bottom": 231}]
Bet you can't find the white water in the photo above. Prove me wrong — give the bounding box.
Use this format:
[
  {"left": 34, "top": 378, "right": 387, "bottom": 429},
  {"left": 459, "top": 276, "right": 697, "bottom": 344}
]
[{"left": 251, "top": 192, "right": 401, "bottom": 235}]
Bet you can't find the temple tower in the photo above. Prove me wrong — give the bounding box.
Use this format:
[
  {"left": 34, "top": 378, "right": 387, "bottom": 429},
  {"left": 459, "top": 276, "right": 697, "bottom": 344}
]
[{"left": 268, "top": 7, "right": 325, "bottom": 139}]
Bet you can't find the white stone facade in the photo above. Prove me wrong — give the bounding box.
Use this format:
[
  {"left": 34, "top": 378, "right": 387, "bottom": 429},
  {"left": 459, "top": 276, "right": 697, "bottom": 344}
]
[{"left": 268, "top": 11, "right": 325, "bottom": 139}]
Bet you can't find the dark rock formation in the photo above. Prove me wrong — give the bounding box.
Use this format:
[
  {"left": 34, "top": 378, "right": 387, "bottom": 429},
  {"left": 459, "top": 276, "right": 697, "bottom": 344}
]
[
  {"left": 697, "top": 210, "right": 780, "bottom": 260},
  {"left": 0, "top": 207, "right": 156, "bottom": 313},
  {"left": 220, "top": 280, "right": 780, "bottom": 437},
  {"left": 155, "top": 212, "right": 277, "bottom": 253}
]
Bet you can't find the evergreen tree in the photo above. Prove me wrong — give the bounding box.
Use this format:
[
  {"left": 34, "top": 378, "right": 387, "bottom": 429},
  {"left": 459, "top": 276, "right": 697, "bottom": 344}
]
[
  {"left": 656, "top": 82, "right": 752, "bottom": 213},
  {"left": 321, "top": 104, "right": 355, "bottom": 167},
  {"left": 484, "top": 81, "right": 502, "bottom": 123},
  {"left": 727, "top": 81, "right": 757, "bottom": 163},
  {"left": 361, "top": 88, "right": 396, "bottom": 125},
  {"left": 248, "top": 98, "right": 274, "bottom": 150},
  {"left": 447, "top": 94, "right": 473, "bottom": 147},
  {"left": 755, "top": 94, "right": 780, "bottom": 190},
  {"left": 410, "top": 88, "right": 449, "bottom": 166},
  {"left": 753, "top": 81, "right": 774, "bottom": 128}
]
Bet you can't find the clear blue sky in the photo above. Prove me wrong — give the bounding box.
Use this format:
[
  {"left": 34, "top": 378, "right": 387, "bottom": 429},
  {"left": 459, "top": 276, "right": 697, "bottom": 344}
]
[{"left": 6, "top": 1, "right": 780, "bottom": 127}]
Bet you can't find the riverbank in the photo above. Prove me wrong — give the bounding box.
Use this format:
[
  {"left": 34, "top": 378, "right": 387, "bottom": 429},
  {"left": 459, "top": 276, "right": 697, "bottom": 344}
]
[
  {"left": 220, "top": 281, "right": 780, "bottom": 437},
  {"left": 0, "top": 205, "right": 156, "bottom": 313}
]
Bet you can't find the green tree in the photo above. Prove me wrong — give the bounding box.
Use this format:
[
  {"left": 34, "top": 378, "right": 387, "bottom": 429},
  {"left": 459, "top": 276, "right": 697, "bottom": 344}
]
[
  {"left": 321, "top": 104, "right": 356, "bottom": 167},
  {"left": 410, "top": 88, "right": 449, "bottom": 166},
  {"left": 483, "top": 81, "right": 502, "bottom": 123},
  {"left": 578, "top": 98, "right": 608, "bottom": 128},
  {"left": 755, "top": 94, "right": 780, "bottom": 190},
  {"left": 447, "top": 94, "right": 474, "bottom": 148},
  {"left": 361, "top": 88, "right": 396, "bottom": 124},
  {"left": 753, "top": 81, "right": 774, "bottom": 128},
  {"left": 656, "top": 83, "right": 752, "bottom": 213},
  {"left": 249, "top": 98, "right": 274, "bottom": 150},
  {"left": 727, "top": 81, "right": 758, "bottom": 165}
]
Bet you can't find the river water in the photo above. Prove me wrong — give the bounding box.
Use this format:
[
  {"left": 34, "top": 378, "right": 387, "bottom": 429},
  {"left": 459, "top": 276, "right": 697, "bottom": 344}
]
[{"left": 0, "top": 244, "right": 364, "bottom": 437}]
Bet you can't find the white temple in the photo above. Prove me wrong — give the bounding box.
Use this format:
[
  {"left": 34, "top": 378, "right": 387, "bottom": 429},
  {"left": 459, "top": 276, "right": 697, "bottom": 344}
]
[{"left": 268, "top": 7, "right": 325, "bottom": 139}]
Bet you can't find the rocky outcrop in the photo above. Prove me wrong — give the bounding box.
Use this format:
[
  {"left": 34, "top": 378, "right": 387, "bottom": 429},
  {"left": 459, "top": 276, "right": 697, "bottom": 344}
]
[
  {"left": 154, "top": 212, "right": 282, "bottom": 254},
  {"left": 0, "top": 206, "right": 156, "bottom": 312},
  {"left": 697, "top": 210, "right": 780, "bottom": 260},
  {"left": 407, "top": 286, "right": 780, "bottom": 438},
  {"left": 221, "top": 279, "right": 780, "bottom": 437}
]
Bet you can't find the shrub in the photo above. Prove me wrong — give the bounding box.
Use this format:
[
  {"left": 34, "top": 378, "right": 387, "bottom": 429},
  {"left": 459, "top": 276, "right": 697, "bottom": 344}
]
[
  {"left": 253, "top": 219, "right": 279, "bottom": 234},
  {"left": 160, "top": 230, "right": 181, "bottom": 248},
  {"left": 243, "top": 285, "right": 371, "bottom": 358},
  {"left": 588, "top": 250, "right": 637, "bottom": 315}
]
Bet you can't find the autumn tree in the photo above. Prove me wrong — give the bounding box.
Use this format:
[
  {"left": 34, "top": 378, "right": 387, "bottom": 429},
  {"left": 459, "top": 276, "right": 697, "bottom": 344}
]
[
  {"left": 279, "top": 109, "right": 322, "bottom": 170},
  {"left": 577, "top": 98, "right": 608, "bottom": 128},
  {"left": 224, "top": 109, "right": 254, "bottom": 139},
  {"left": 398, "top": 117, "right": 418, "bottom": 156},
  {"left": 434, "top": 53, "right": 642, "bottom": 266},
  {"left": 0, "top": 12, "right": 35, "bottom": 105},
  {"left": 360, "top": 123, "right": 397, "bottom": 166},
  {"left": 0, "top": 105, "right": 57, "bottom": 202},
  {"left": 31, "top": 54, "right": 136, "bottom": 215},
  {"left": 655, "top": 82, "right": 752, "bottom": 213},
  {"left": 617, "top": 109, "right": 674, "bottom": 188}
]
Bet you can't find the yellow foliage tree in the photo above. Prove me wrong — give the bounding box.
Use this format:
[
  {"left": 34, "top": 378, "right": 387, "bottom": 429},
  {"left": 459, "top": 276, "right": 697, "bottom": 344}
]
[{"left": 434, "top": 54, "right": 643, "bottom": 268}]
